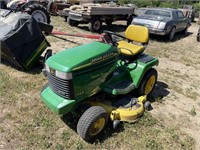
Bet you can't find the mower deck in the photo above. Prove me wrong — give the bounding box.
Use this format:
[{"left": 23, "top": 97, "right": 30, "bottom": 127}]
[{"left": 88, "top": 95, "right": 147, "bottom": 122}]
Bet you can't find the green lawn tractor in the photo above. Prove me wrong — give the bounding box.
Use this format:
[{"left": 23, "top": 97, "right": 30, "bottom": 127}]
[{"left": 41, "top": 25, "right": 159, "bottom": 142}]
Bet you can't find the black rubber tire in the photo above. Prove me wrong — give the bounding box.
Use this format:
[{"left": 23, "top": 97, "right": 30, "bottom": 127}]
[
  {"left": 167, "top": 27, "right": 176, "bottom": 41},
  {"left": 88, "top": 19, "right": 102, "bottom": 32},
  {"left": 127, "top": 15, "right": 133, "bottom": 26},
  {"left": 77, "top": 106, "right": 108, "bottom": 142},
  {"left": 182, "top": 24, "right": 189, "bottom": 35},
  {"left": 67, "top": 17, "right": 79, "bottom": 27},
  {"left": 24, "top": 4, "right": 51, "bottom": 24},
  {"left": 47, "top": 1, "right": 58, "bottom": 16},
  {"left": 0, "top": 1, "right": 7, "bottom": 9},
  {"left": 44, "top": 49, "right": 52, "bottom": 62},
  {"left": 191, "top": 14, "right": 195, "bottom": 22},
  {"left": 144, "top": 101, "right": 151, "bottom": 110},
  {"left": 105, "top": 19, "right": 113, "bottom": 25},
  {"left": 137, "top": 68, "right": 158, "bottom": 96},
  {"left": 197, "top": 27, "right": 200, "bottom": 42}
]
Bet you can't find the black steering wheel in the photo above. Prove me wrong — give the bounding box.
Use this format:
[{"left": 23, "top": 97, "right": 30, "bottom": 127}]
[{"left": 103, "top": 30, "right": 126, "bottom": 46}]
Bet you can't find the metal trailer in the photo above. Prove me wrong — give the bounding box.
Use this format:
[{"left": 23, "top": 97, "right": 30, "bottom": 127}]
[{"left": 66, "top": 3, "right": 136, "bottom": 32}]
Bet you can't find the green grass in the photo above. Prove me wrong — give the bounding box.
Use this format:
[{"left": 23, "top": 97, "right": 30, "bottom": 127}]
[
  {"left": 189, "top": 108, "right": 197, "bottom": 116},
  {"left": 1, "top": 17, "right": 199, "bottom": 149},
  {"left": 0, "top": 67, "right": 195, "bottom": 149}
]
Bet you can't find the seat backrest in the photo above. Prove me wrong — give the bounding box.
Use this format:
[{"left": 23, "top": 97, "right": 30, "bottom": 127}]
[{"left": 125, "top": 25, "right": 149, "bottom": 43}]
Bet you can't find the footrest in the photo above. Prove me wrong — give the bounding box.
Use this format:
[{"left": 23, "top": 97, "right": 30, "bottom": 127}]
[{"left": 104, "top": 79, "right": 135, "bottom": 95}]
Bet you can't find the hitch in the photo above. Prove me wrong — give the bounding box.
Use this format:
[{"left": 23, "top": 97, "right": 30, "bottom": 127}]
[{"left": 50, "top": 30, "right": 112, "bottom": 44}]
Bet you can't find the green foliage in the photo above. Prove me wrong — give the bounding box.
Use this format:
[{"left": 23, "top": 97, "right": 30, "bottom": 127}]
[
  {"left": 118, "top": 0, "right": 161, "bottom": 7},
  {"left": 146, "top": 139, "right": 162, "bottom": 150},
  {"left": 159, "top": 2, "right": 179, "bottom": 9},
  {"left": 118, "top": 0, "right": 198, "bottom": 9},
  {"left": 193, "top": 2, "right": 200, "bottom": 11},
  {"left": 189, "top": 108, "right": 197, "bottom": 116}
]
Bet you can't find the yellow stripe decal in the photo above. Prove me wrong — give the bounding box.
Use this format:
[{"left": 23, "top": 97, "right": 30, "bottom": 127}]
[{"left": 26, "top": 40, "right": 47, "bottom": 66}]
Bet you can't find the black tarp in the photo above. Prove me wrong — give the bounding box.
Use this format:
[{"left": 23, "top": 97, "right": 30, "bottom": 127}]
[{"left": 0, "top": 9, "right": 49, "bottom": 70}]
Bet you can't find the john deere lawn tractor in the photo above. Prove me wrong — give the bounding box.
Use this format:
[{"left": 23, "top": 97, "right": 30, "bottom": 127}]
[{"left": 41, "top": 25, "right": 159, "bottom": 142}]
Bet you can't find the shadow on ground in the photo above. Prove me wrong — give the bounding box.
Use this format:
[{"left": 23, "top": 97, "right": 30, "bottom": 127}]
[
  {"left": 150, "top": 31, "right": 193, "bottom": 42},
  {"left": 60, "top": 80, "right": 169, "bottom": 143},
  {"left": 77, "top": 24, "right": 127, "bottom": 33},
  {"left": 50, "top": 34, "right": 80, "bottom": 44},
  {"left": 1, "top": 58, "right": 44, "bottom": 74},
  {"left": 61, "top": 114, "right": 125, "bottom": 143},
  {"left": 149, "top": 81, "right": 170, "bottom": 103}
]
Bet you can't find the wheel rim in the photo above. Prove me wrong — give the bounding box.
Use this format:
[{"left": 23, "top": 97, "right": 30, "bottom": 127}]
[
  {"left": 32, "top": 10, "right": 47, "bottom": 23},
  {"left": 170, "top": 28, "right": 175, "bottom": 40},
  {"left": 90, "top": 118, "right": 105, "bottom": 136},
  {"left": 93, "top": 21, "right": 101, "bottom": 30},
  {"left": 144, "top": 75, "right": 156, "bottom": 95}
]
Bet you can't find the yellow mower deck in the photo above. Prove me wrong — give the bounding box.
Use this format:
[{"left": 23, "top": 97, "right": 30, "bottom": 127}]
[{"left": 88, "top": 96, "right": 147, "bottom": 122}]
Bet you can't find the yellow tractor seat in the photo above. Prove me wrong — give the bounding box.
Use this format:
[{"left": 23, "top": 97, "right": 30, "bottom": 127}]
[
  {"left": 117, "top": 41, "right": 145, "bottom": 56},
  {"left": 117, "top": 25, "right": 149, "bottom": 57}
]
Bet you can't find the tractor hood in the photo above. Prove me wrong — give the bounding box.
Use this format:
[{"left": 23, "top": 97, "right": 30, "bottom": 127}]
[{"left": 46, "top": 41, "right": 118, "bottom": 72}]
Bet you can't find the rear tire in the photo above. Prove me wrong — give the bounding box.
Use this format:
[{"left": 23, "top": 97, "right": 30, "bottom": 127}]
[
  {"left": 167, "top": 27, "right": 176, "bottom": 41},
  {"left": 88, "top": 19, "right": 102, "bottom": 32},
  {"left": 182, "top": 24, "right": 189, "bottom": 35},
  {"left": 47, "top": 1, "right": 58, "bottom": 16},
  {"left": 67, "top": 17, "right": 79, "bottom": 26},
  {"left": 197, "top": 27, "right": 200, "bottom": 42},
  {"left": 127, "top": 15, "right": 133, "bottom": 26},
  {"left": 137, "top": 68, "right": 158, "bottom": 96},
  {"left": 24, "top": 4, "right": 51, "bottom": 24},
  {"left": 77, "top": 106, "right": 108, "bottom": 142}
]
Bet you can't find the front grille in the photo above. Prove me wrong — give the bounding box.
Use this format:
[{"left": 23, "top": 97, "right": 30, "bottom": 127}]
[{"left": 47, "top": 72, "right": 74, "bottom": 99}]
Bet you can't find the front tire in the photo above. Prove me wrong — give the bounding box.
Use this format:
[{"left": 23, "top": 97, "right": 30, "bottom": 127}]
[
  {"left": 137, "top": 68, "right": 158, "bottom": 96},
  {"left": 24, "top": 4, "right": 51, "bottom": 24},
  {"left": 77, "top": 106, "right": 108, "bottom": 142}
]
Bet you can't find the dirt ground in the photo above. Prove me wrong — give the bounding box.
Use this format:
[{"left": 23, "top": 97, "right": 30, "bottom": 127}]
[
  {"left": 47, "top": 18, "right": 200, "bottom": 149},
  {"left": 150, "top": 24, "right": 200, "bottom": 149}
]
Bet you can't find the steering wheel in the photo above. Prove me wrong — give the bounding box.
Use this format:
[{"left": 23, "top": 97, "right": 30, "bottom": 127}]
[{"left": 103, "top": 30, "right": 125, "bottom": 46}]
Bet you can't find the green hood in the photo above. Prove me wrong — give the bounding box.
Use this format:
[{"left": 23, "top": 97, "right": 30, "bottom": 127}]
[{"left": 46, "top": 41, "right": 118, "bottom": 72}]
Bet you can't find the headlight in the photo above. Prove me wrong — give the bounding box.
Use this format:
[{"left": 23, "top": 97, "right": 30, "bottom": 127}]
[
  {"left": 55, "top": 71, "right": 72, "bottom": 80},
  {"left": 45, "top": 64, "right": 72, "bottom": 80},
  {"left": 158, "top": 22, "right": 166, "bottom": 29}
]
